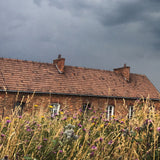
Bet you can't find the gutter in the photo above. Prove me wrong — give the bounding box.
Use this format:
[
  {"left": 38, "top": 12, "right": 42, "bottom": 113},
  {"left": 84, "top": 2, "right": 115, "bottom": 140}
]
[{"left": 0, "top": 89, "right": 159, "bottom": 101}]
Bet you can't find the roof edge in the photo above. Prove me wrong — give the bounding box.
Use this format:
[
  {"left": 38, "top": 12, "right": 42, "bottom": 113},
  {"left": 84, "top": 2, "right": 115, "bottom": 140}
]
[{"left": 0, "top": 89, "right": 159, "bottom": 101}]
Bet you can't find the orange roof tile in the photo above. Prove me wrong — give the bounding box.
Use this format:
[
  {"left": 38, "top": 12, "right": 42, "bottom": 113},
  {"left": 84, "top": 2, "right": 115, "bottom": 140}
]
[{"left": 0, "top": 58, "right": 159, "bottom": 99}]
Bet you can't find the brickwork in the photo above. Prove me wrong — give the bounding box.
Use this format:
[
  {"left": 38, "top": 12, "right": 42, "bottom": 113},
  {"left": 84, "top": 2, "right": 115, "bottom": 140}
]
[
  {"left": 114, "top": 64, "right": 130, "bottom": 81},
  {"left": 0, "top": 92, "right": 159, "bottom": 119}
]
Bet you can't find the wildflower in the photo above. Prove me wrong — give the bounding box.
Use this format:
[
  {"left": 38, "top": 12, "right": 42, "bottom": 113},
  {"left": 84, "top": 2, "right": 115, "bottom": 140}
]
[
  {"left": 99, "top": 137, "right": 103, "bottom": 142},
  {"left": 37, "top": 145, "right": 42, "bottom": 150},
  {"left": 111, "top": 115, "right": 115, "bottom": 118},
  {"left": 120, "top": 121, "right": 124, "bottom": 124},
  {"left": 41, "top": 116, "right": 45, "bottom": 119},
  {"left": 3, "top": 156, "right": 8, "bottom": 160},
  {"left": 83, "top": 128, "right": 86, "bottom": 132},
  {"left": 148, "top": 120, "right": 152, "bottom": 123},
  {"left": 100, "top": 124, "right": 104, "bottom": 128},
  {"left": 78, "top": 123, "right": 82, "bottom": 128},
  {"left": 5, "top": 117, "right": 9, "bottom": 120},
  {"left": 91, "top": 145, "right": 97, "bottom": 150},
  {"left": 91, "top": 123, "right": 95, "bottom": 126},
  {"left": 73, "top": 116, "right": 77, "bottom": 119},
  {"left": 43, "top": 138, "right": 47, "bottom": 141},
  {"left": 59, "top": 150, "right": 63, "bottom": 153},
  {"left": 26, "top": 128, "right": 31, "bottom": 132},
  {"left": 1, "top": 134, "right": 5, "bottom": 138},
  {"left": 62, "top": 117, "right": 67, "bottom": 120},
  {"left": 49, "top": 105, "right": 53, "bottom": 109},
  {"left": 90, "top": 152, "right": 94, "bottom": 158},
  {"left": 108, "top": 123, "right": 111, "bottom": 126},
  {"left": 18, "top": 116, "right": 22, "bottom": 119},
  {"left": 34, "top": 105, "right": 38, "bottom": 108},
  {"left": 108, "top": 140, "right": 113, "bottom": 145},
  {"left": 6, "top": 120, "right": 11, "bottom": 124},
  {"left": 60, "top": 111, "right": 64, "bottom": 115},
  {"left": 157, "top": 127, "right": 160, "bottom": 132}
]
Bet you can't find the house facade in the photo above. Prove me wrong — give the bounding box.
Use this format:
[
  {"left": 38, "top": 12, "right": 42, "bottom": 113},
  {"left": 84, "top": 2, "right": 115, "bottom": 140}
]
[{"left": 0, "top": 55, "right": 159, "bottom": 118}]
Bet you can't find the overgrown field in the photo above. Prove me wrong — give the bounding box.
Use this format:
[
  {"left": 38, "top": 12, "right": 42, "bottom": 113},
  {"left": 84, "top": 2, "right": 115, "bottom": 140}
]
[{"left": 0, "top": 99, "right": 160, "bottom": 160}]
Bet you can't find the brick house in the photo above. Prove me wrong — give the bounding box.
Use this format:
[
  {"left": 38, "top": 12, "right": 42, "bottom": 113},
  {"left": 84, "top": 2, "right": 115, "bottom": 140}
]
[{"left": 0, "top": 55, "right": 159, "bottom": 118}]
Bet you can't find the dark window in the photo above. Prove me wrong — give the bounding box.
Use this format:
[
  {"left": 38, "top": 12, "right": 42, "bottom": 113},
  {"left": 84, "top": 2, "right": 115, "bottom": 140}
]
[
  {"left": 128, "top": 106, "right": 134, "bottom": 119},
  {"left": 14, "top": 101, "right": 25, "bottom": 116},
  {"left": 82, "top": 103, "right": 91, "bottom": 112}
]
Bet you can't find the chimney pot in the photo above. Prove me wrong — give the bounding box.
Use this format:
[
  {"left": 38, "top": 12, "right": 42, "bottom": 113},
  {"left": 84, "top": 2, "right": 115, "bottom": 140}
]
[
  {"left": 58, "top": 54, "right": 61, "bottom": 59},
  {"left": 53, "top": 55, "right": 65, "bottom": 73},
  {"left": 114, "top": 64, "right": 130, "bottom": 82}
]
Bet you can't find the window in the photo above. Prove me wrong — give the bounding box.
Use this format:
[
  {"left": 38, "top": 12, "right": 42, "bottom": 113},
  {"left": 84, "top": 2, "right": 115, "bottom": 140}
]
[
  {"left": 14, "top": 101, "right": 25, "bottom": 116},
  {"left": 82, "top": 103, "right": 91, "bottom": 112},
  {"left": 106, "top": 105, "right": 114, "bottom": 120},
  {"left": 129, "top": 106, "right": 134, "bottom": 119},
  {"left": 50, "top": 103, "right": 60, "bottom": 116}
]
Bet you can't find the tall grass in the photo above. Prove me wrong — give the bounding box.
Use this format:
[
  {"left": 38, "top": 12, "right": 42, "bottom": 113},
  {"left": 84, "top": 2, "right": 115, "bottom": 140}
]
[{"left": 0, "top": 98, "right": 160, "bottom": 160}]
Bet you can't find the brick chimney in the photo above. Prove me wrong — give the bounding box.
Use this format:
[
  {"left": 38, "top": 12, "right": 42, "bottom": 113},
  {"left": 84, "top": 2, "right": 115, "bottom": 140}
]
[
  {"left": 114, "top": 64, "right": 130, "bottom": 82},
  {"left": 53, "top": 54, "right": 65, "bottom": 73}
]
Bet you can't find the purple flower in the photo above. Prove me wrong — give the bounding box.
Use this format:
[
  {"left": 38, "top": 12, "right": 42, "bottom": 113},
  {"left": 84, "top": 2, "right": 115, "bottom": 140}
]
[
  {"left": 79, "top": 109, "right": 82, "bottom": 112},
  {"left": 99, "top": 137, "right": 103, "bottom": 142},
  {"left": 4, "top": 156, "right": 8, "bottom": 160},
  {"left": 37, "top": 145, "right": 42, "bottom": 150},
  {"left": 59, "top": 150, "right": 63, "bottom": 153},
  {"left": 6, "top": 120, "right": 11, "bottom": 123},
  {"left": 1, "top": 134, "right": 5, "bottom": 138},
  {"left": 120, "top": 121, "right": 124, "bottom": 124},
  {"left": 26, "top": 128, "right": 31, "bottom": 132},
  {"left": 108, "top": 140, "right": 113, "bottom": 145},
  {"left": 62, "top": 117, "right": 67, "bottom": 120},
  {"left": 90, "top": 152, "right": 94, "bottom": 158},
  {"left": 157, "top": 127, "right": 160, "bottom": 132},
  {"left": 91, "top": 145, "right": 97, "bottom": 150},
  {"left": 18, "top": 116, "right": 22, "bottom": 119},
  {"left": 149, "top": 120, "right": 152, "bottom": 123},
  {"left": 43, "top": 138, "right": 48, "bottom": 141},
  {"left": 78, "top": 123, "right": 82, "bottom": 128},
  {"left": 83, "top": 128, "right": 86, "bottom": 132}
]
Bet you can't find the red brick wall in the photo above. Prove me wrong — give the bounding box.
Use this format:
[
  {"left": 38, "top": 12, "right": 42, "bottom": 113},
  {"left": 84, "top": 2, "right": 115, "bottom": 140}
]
[{"left": 0, "top": 92, "right": 159, "bottom": 118}]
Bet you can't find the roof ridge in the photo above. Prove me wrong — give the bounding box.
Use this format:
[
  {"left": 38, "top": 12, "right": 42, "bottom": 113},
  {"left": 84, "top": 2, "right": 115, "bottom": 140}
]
[
  {"left": 0, "top": 57, "right": 53, "bottom": 65},
  {"left": 0, "top": 57, "right": 153, "bottom": 77},
  {"left": 65, "top": 65, "right": 114, "bottom": 73}
]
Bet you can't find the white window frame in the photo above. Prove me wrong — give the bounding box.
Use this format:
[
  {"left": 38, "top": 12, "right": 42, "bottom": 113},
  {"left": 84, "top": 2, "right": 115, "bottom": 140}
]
[
  {"left": 107, "top": 105, "right": 114, "bottom": 120},
  {"left": 129, "top": 106, "right": 134, "bottom": 119},
  {"left": 50, "top": 103, "right": 60, "bottom": 116}
]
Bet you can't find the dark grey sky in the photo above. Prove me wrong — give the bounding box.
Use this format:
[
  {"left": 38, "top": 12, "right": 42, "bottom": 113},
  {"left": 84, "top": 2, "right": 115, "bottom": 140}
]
[{"left": 0, "top": 0, "right": 160, "bottom": 92}]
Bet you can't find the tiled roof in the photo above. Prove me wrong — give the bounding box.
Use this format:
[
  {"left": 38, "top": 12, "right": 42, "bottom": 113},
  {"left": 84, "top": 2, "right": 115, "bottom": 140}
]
[{"left": 0, "top": 58, "right": 159, "bottom": 99}]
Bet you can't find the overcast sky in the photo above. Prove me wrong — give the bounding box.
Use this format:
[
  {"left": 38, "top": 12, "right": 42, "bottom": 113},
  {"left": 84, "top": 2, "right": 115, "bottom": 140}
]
[{"left": 0, "top": 0, "right": 160, "bottom": 92}]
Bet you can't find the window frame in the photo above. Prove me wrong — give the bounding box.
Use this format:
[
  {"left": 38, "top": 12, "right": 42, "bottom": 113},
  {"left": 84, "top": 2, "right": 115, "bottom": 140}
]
[
  {"left": 128, "top": 106, "right": 134, "bottom": 119},
  {"left": 82, "top": 102, "right": 91, "bottom": 112},
  {"left": 106, "top": 105, "right": 114, "bottom": 120},
  {"left": 50, "top": 103, "right": 60, "bottom": 116},
  {"left": 14, "top": 101, "right": 25, "bottom": 116}
]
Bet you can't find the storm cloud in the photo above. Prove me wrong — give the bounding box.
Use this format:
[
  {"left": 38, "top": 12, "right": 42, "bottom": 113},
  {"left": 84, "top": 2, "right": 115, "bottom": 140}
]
[{"left": 0, "top": 0, "right": 160, "bottom": 91}]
